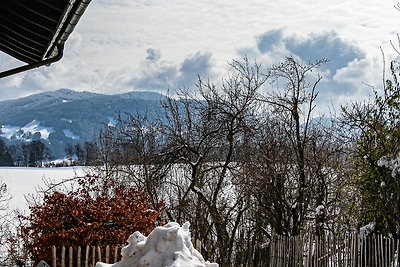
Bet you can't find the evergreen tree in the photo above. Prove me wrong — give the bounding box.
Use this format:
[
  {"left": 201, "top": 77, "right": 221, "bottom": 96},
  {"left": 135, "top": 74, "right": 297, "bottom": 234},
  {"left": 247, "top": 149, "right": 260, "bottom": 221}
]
[
  {"left": 342, "top": 61, "right": 400, "bottom": 237},
  {"left": 0, "top": 139, "right": 14, "bottom": 166}
]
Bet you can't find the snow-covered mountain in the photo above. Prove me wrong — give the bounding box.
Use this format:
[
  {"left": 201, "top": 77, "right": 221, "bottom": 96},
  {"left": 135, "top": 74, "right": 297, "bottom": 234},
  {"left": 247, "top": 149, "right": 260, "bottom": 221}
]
[{"left": 0, "top": 89, "right": 165, "bottom": 158}]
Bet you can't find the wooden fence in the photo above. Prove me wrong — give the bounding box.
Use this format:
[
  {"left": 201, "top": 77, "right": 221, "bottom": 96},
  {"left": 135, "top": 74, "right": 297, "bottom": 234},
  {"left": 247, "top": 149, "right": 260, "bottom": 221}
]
[
  {"left": 268, "top": 233, "right": 399, "bottom": 267},
  {"left": 49, "top": 234, "right": 399, "bottom": 267},
  {"left": 51, "top": 245, "right": 122, "bottom": 267}
]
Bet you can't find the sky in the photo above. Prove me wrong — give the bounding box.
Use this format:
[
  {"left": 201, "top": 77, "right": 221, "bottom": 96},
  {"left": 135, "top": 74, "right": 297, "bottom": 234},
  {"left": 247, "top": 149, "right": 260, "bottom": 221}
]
[{"left": 1, "top": 0, "right": 400, "bottom": 115}]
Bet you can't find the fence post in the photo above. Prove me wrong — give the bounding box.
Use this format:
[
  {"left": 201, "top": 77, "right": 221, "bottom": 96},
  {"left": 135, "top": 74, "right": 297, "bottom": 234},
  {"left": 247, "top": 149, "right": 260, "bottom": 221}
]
[
  {"left": 114, "top": 246, "right": 119, "bottom": 263},
  {"left": 97, "top": 246, "right": 102, "bottom": 262},
  {"left": 106, "top": 245, "right": 110, "bottom": 263},
  {"left": 374, "top": 235, "right": 378, "bottom": 267},
  {"left": 309, "top": 233, "right": 314, "bottom": 267},
  {"left": 382, "top": 235, "right": 386, "bottom": 266},
  {"left": 77, "top": 246, "right": 81, "bottom": 267},
  {"left": 52, "top": 246, "right": 57, "bottom": 267},
  {"left": 362, "top": 237, "right": 366, "bottom": 267},
  {"left": 85, "top": 245, "right": 89, "bottom": 267},
  {"left": 269, "top": 233, "right": 275, "bottom": 267},
  {"left": 69, "top": 247, "right": 73, "bottom": 267},
  {"left": 278, "top": 234, "right": 281, "bottom": 267},
  {"left": 92, "top": 246, "right": 96, "bottom": 267},
  {"left": 61, "top": 246, "right": 65, "bottom": 267}
]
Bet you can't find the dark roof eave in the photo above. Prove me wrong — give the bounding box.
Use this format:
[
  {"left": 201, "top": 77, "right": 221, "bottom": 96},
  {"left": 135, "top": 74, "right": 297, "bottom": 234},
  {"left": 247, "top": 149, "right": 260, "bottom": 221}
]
[
  {"left": 0, "top": 44, "right": 64, "bottom": 79},
  {"left": 45, "top": 0, "right": 92, "bottom": 59},
  {"left": 0, "top": 0, "right": 92, "bottom": 79}
]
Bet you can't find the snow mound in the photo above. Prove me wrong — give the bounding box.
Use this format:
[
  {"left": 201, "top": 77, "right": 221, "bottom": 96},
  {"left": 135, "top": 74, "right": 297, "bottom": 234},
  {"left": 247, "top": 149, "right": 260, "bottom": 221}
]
[
  {"left": 360, "top": 222, "right": 376, "bottom": 239},
  {"left": 96, "top": 222, "right": 218, "bottom": 267}
]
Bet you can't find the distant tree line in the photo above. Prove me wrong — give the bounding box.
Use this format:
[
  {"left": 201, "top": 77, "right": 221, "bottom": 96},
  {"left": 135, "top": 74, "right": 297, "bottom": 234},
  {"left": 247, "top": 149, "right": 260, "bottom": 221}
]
[
  {"left": 0, "top": 139, "right": 51, "bottom": 167},
  {"left": 0, "top": 137, "right": 104, "bottom": 167},
  {"left": 64, "top": 141, "right": 101, "bottom": 166},
  {"left": 0, "top": 139, "right": 13, "bottom": 166}
]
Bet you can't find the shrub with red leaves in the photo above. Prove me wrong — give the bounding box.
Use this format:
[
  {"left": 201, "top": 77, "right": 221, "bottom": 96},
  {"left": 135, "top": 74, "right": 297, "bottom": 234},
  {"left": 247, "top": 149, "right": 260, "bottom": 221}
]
[{"left": 19, "top": 174, "right": 164, "bottom": 264}]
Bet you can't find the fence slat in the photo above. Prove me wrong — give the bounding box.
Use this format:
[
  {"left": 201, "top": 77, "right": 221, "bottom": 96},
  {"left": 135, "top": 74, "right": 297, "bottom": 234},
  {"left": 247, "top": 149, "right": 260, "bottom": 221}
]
[
  {"left": 376, "top": 235, "right": 378, "bottom": 267},
  {"left": 77, "top": 246, "right": 81, "bottom": 267},
  {"left": 114, "top": 245, "right": 119, "bottom": 263},
  {"left": 106, "top": 245, "right": 110, "bottom": 263},
  {"left": 85, "top": 245, "right": 89, "bottom": 267},
  {"left": 61, "top": 246, "right": 65, "bottom": 267},
  {"left": 97, "top": 246, "right": 102, "bottom": 262},
  {"left": 264, "top": 233, "right": 398, "bottom": 267},
  {"left": 49, "top": 236, "right": 400, "bottom": 267},
  {"left": 92, "top": 246, "right": 96, "bottom": 267},
  {"left": 52, "top": 246, "right": 56, "bottom": 267},
  {"left": 69, "top": 247, "right": 73, "bottom": 267}
]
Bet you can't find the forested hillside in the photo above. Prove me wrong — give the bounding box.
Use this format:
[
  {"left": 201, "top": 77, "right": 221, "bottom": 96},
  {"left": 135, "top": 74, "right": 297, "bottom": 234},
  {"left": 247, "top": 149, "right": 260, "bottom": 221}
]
[{"left": 0, "top": 89, "right": 165, "bottom": 162}]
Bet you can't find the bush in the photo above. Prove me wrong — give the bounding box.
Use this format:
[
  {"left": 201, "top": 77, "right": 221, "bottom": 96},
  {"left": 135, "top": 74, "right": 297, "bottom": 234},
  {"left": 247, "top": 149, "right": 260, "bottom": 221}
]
[{"left": 19, "top": 174, "right": 164, "bottom": 264}]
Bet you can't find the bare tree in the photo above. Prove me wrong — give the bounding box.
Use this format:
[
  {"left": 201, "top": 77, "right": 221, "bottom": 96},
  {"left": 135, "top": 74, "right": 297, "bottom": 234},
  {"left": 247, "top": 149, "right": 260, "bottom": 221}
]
[
  {"left": 107, "top": 113, "right": 171, "bottom": 210},
  {"left": 161, "top": 57, "right": 267, "bottom": 266},
  {"left": 245, "top": 56, "right": 347, "bottom": 238},
  {"left": 0, "top": 182, "right": 14, "bottom": 266},
  {"left": 94, "top": 56, "right": 349, "bottom": 266}
]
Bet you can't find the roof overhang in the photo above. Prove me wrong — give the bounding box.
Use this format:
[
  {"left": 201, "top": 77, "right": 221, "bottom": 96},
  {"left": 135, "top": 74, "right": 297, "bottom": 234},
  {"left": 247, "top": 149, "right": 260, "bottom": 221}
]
[{"left": 0, "top": 0, "right": 91, "bottom": 78}]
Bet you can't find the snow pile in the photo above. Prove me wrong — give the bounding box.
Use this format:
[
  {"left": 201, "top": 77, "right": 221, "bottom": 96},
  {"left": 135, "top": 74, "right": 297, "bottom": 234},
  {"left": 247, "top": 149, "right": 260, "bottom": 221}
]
[
  {"left": 377, "top": 155, "right": 400, "bottom": 177},
  {"left": 96, "top": 222, "right": 218, "bottom": 267},
  {"left": 315, "top": 205, "right": 324, "bottom": 215},
  {"left": 359, "top": 222, "right": 375, "bottom": 239}
]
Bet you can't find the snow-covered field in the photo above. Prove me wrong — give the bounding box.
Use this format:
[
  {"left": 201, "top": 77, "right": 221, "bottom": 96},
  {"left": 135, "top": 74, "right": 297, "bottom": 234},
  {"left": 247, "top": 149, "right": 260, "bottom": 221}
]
[{"left": 0, "top": 166, "right": 85, "bottom": 213}]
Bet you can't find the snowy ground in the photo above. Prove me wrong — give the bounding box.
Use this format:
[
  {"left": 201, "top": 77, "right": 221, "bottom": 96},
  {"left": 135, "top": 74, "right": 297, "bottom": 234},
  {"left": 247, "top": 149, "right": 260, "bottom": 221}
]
[{"left": 0, "top": 167, "right": 85, "bottom": 213}]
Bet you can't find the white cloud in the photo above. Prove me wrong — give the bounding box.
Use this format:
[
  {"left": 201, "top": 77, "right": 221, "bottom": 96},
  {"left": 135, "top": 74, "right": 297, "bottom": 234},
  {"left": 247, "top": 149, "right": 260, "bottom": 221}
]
[
  {"left": 146, "top": 48, "right": 161, "bottom": 62},
  {"left": 333, "top": 59, "right": 371, "bottom": 88},
  {"left": 0, "top": 0, "right": 399, "bottom": 105},
  {"left": 129, "top": 50, "right": 214, "bottom": 92}
]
